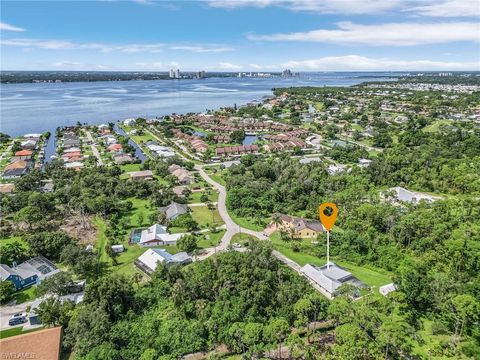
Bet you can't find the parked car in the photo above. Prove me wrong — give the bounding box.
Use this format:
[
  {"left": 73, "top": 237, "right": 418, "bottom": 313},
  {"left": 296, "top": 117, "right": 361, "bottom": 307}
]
[{"left": 8, "top": 313, "right": 27, "bottom": 326}]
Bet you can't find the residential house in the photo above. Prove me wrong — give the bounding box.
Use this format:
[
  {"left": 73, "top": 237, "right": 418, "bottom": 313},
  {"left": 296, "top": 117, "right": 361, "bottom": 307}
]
[
  {"left": 123, "top": 118, "right": 136, "bottom": 126},
  {"left": 64, "top": 161, "right": 84, "bottom": 170},
  {"left": 379, "top": 283, "right": 397, "bottom": 296},
  {"left": 358, "top": 158, "right": 372, "bottom": 168},
  {"left": 301, "top": 262, "right": 366, "bottom": 299},
  {"left": 63, "top": 136, "right": 80, "bottom": 149},
  {"left": 267, "top": 213, "right": 324, "bottom": 238},
  {"left": 128, "top": 170, "right": 154, "bottom": 181},
  {"left": 14, "top": 149, "right": 33, "bottom": 160},
  {"left": 159, "top": 202, "right": 189, "bottom": 221},
  {"left": 168, "top": 164, "right": 194, "bottom": 185},
  {"left": 0, "top": 183, "right": 15, "bottom": 193},
  {"left": 41, "top": 180, "right": 54, "bottom": 193},
  {"left": 111, "top": 245, "right": 124, "bottom": 253},
  {"left": 107, "top": 143, "right": 122, "bottom": 153},
  {"left": 173, "top": 185, "right": 188, "bottom": 197},
  {"left": 2, "top": 160, "right": 32, "bottom": 179},
  {"left": 113, "top": 153, "right": 134, "bottom": 165},
  {"left": 135, "top": 248, "right": 192, "bottom": 274},
  {"left": 0, "top": 327, "right": 63, "bottom": 360},
  {"left": 327, "top": 164, "right": 348, "bottom": 175},
  {"left": 299, "top": 157, "right": 321, "bottom": 164},
  {"left": 138, "top": 224, "right": 183, "bottom": 246},
  {"left": 0, "top": 256, "right": 60, "bottom": 291},
  {"left": 383, "top": 186, "right": 441, "bottom": 204},
  {"left": 21, "top": 139, "right": 37, "bottom": 150}
]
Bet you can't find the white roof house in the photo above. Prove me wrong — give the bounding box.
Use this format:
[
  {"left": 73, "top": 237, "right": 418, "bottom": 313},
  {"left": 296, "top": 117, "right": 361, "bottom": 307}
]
[
  {"left": 358, "top": 158, "right": 372, "bottom": 168},
  {"left": 64, "top": 161, "right": 84, "bottom": 169},
  {"left": 301, "top": 262, "right": 365, "bottom": 299},
  {"left": 111, "top": 245, "right": 124, "bottom": 253},
  {"left": 327, "top": 164, "right": 348, "bottom": 175},
  {"left": 135, "top": 249, "right": 192, "bottom": 274},
  {"left": 139, "top": 224, "right": 183, "bottom": 246},
  {"left": 384, "top": 187, "right": 441, "bottom": 204},
  {"left": 24, "top": 134, "right": 42, "bottom": 139},
  {"left": 299, "top": 157, "right": 321, "bottom": 165},
  {"left": 147, "top": 144, "right": 176, "bottom": 158},
  {"left": 123, "top": 118, "right": 136, "bottom": 126},
  {"left": 21, "top": 139, "right": 37, "bottom": 149},
  {"left": 379, "top": 283, "right": 397, "bottom": 296}
]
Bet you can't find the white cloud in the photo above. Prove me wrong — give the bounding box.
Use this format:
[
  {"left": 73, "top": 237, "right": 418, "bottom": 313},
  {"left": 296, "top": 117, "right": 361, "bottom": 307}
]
[
  {"left": 248, "top": 21, "right": 480, "bottom": 46},
  {"left": 206, "top": 0, "right": 480, "bottom": 17},
  {"left": 0, "top": 22, "right": 25, "bottom": 32},
  {"left": 169, "top": 45, "right": 234, "bottom": 53},
  {"left": 135, "top": 61, "right": 163, "bottom": 68},
  {"left": 406, "top": 0, "right": 480, "bottom": 17},
  {"left": 1, "top": 38, "right": 165, "bottom": 53},
  {"left": 206, "top": 0, "right": 401, "bottom": 14},
  {"left": 53, "top": 61, "right": 82, "bottom": 67},
  {"left": 281, "top": 55, "right": 479, "bottom": 70},
  {"left": 217, "top": 62, "right": 242, "bottom": 70},
  {"left": 52, "top": 61, "right": 108, "bottom": 70}
]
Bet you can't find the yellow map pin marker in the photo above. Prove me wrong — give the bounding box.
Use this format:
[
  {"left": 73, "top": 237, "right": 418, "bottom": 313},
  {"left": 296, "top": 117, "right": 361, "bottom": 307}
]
[{"left": 319, "top": 202, "right": 338, "bottom": 231}]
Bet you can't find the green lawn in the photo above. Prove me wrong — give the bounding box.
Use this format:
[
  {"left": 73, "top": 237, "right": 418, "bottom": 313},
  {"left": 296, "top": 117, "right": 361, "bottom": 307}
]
[
  {"left": 0, "top": 236, "right": 27, "bottom": 249},
  {"left": 228, "top": 211, "right": 267, "bottom": 232},
  {"left": 120, "top": 163, "right": 142, "bottom": 173},
  {"left": 270, "top": 232, "right": 392, "bottom": 289},
  {"left": 424, "top": 119, "right": 455, "bottom": 133},
  {"left": 190, "top": 205, "right": 224, "bottom": 229},
  {"left": 189, "top": 190, "right": 219, "bottom": 203},
  {"left": 93, "top": 217, "right": 110, "bottom": 264},
  {"left": 197, "top": 230, "right": 226, "bottom": 248},
  {"left": 230, "top": 232, "right": 257, "bottom": 244},
  {"left": 208, "top": 173, "right": 226, "bottom": 186},
  {"left": 12, "top": 286, "right": 37, "bottom": 304},
  {"left": 0, "top": 326, "right": 45, "bottom": 340}
]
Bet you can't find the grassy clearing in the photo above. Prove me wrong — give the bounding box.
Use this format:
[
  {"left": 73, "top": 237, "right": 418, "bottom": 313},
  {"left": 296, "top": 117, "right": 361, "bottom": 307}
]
[
  {"left": 93, "top": 217, "right": 110, "bottom": 264},
  {"left": 12, "top": 286, "right": 38, "bottom": 304},
  {"left": 120, "top": 163, "right": 142, "bottom": 173},
  {"left": 0, "top": 236, "right": 27, "bottom": 249},
  {"left": 0, "top": 326, "right": 45, "bottom": 340},
  {"left": 230, "top": 232, "right": 257, "bottom": 244},
  {"left": 228, "top": 211, "right": 267, "bottom": 232},
  {"left": 424, "top": 119, "right": 455, "bottom": 133},
  {"left": 270, "top": 232, "right": 391, "bottom": 289},
  {"left": 197, "top": 230, "right": 226, "bottom": 248},
  {"left": 189, "top": 190, "right": 219, "bottom": 203},
  {"left": 190, "top": 205, "right": 224, "bottom": 229}
]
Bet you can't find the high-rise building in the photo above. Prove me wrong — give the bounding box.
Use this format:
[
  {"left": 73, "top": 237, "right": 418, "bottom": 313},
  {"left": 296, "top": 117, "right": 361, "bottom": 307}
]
[
  {"left": 197, "top": 70, "right": 206, "bottom": 79},
  {"left": 282, "top": 69, "right": 293, "bottom": 77},
  {"left": 174, "top": 69, "right": 180, "bottom": 79},
  {"left": 169, "top": 69, "right": 175, "bottom": 78}
]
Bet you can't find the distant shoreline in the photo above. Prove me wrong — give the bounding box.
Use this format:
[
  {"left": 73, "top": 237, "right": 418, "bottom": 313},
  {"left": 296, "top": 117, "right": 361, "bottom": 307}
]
[{"left": 1, "top": 70, "right": 464, "bottom": 84}]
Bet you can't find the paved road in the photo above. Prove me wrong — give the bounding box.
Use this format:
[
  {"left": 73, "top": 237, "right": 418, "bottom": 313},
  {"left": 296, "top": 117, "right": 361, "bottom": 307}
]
[
  {"left": 194, "top": 166, "right": 267, "bottom": 258},
  {"left": 0, "top": 298, "right": 44, "bottom": 330},
  {"left": 84, "top": 129, "right": 104, "bottom": 166}
]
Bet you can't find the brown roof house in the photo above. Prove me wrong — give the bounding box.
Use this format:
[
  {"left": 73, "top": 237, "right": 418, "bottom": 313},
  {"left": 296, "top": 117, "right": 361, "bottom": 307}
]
[
  {"left": 128, "top": 170, "right": 154, "bottom": 181},
  {"left": 265, "top": 213, "right": 324, "bottom": 238},
  {"left": 0, "top": 327, "right": 62, "bottom": 360}
]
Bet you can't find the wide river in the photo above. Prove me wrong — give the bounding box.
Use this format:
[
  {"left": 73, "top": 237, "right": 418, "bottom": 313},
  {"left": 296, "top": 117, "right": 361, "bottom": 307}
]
[{"left": 0, "top": 72, "right": 400, "bottom": 137}]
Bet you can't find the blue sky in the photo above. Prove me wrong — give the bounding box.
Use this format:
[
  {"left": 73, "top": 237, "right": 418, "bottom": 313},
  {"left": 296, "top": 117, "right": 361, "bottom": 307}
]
[{"left": 1, "top": 0, "right": 479, "bottom": 71}]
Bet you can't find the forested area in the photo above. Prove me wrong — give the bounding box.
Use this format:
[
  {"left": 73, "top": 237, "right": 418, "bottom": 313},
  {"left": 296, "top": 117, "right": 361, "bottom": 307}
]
[{"left": 224, "top": 127, "right": 480, "bottom": 357}]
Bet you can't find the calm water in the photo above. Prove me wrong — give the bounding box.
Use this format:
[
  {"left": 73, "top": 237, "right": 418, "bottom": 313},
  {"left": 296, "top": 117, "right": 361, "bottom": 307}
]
[{"left": 0, "top": 72, "right": 400, "bottom": 157}]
